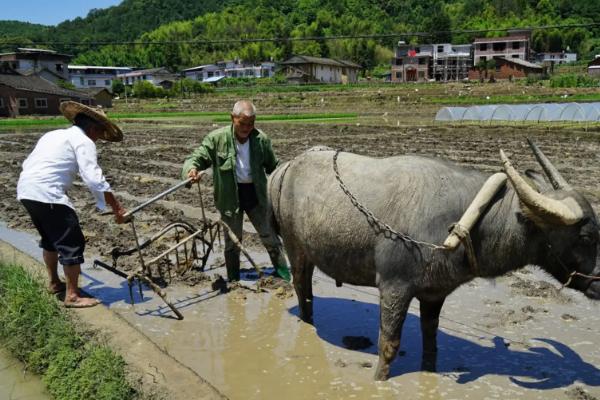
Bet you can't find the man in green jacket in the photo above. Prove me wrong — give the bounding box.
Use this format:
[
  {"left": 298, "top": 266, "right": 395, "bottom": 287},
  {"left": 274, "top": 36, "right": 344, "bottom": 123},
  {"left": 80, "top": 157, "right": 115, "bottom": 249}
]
[{"left": 181, "top": 100, "right": 291, "bottom": 282}]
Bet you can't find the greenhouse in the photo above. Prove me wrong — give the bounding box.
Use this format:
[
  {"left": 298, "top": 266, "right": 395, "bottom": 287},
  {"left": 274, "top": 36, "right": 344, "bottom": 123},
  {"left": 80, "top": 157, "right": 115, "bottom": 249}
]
[{"left": 435, "top": 102, "right": 600, "bottom": 123}]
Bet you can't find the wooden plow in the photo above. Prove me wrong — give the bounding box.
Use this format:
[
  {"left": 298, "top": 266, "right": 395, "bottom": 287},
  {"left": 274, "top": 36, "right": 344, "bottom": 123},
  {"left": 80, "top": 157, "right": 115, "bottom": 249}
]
[{"left": 93, "top": 178, "right": 221, "bottom": 320}]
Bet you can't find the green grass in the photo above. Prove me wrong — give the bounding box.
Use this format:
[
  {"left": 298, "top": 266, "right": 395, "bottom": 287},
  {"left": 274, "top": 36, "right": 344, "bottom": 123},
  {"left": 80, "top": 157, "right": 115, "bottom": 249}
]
[
  {"left": 0, "top": 262, "right": 135, "bottom": 400},
  {"left": 211, "top": 112, "right": 357, "bottom": 123},
  {"left": 0, "top": 111, "right": 357, "bottom": 129},
  {"left": 0, "top": 117, "right": 69, "bottom": 127}
]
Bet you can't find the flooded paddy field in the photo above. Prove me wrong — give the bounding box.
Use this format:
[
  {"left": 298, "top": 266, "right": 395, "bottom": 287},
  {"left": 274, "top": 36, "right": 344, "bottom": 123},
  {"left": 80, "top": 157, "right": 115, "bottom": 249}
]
[{"left": 1, "top": 101, "right": 600, "bottom": 399}]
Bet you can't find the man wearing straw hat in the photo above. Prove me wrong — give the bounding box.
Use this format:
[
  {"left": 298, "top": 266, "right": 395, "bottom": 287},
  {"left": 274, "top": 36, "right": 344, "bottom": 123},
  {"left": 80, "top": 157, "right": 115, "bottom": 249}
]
[
  {"left": 182, "top": 100, "right": 291, "bottom": 282},
  {"left": 17, "top": 101, "right": 127, "bottom": 308}
]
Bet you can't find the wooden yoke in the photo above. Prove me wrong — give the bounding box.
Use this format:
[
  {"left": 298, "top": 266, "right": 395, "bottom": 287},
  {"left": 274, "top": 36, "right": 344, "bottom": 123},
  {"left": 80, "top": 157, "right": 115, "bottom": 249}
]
[{"left": 443, "top": 172, "right": 507, "bottom": 250}]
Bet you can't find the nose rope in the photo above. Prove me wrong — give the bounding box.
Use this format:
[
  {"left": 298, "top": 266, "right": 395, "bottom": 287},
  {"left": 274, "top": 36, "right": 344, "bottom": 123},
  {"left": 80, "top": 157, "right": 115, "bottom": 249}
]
[{"left": 546, "top": 243, "right": 600, "bottom": 290}]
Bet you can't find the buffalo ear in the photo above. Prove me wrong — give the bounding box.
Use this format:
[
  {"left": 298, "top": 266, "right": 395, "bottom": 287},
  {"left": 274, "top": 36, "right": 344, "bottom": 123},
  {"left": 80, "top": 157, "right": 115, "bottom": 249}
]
[{"left": 525, "top": 169, "right": 553, "bottom": 193}]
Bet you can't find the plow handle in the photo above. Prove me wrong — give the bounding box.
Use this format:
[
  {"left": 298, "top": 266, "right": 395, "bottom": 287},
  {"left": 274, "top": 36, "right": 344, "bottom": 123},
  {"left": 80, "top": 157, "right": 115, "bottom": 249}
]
[{"left": 123, "top": 178, "right": 193, "bottom": 219}]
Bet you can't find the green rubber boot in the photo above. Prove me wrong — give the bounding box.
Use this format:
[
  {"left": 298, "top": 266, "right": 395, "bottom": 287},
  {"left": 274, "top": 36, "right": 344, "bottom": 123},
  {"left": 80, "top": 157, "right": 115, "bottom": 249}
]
[{"left": 273, "top": 264, "right": 291, "bottom": 282}]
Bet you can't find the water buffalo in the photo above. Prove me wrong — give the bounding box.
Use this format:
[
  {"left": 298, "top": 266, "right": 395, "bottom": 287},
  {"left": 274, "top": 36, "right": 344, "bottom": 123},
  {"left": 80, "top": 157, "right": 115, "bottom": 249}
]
[{"left": 267, "top": 140, "right": 599, "bottom": 381}]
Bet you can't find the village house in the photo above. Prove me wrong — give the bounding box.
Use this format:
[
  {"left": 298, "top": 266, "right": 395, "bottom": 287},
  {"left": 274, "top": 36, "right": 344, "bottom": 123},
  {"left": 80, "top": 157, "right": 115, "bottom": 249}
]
[
  {"left": 182, "top": 60, "right": 276, "bottom": 83},
  {"left": 535, "top": 52, "right": 577, "bottom": 66},
  {"left": 116, "top": 67, "right": 177, "bottom": 88},
  {"left": 472, "top": 34, "right": 530, "bottom": 65},
  {"left": 0, "top": 48, "right": 72, "bottom": 84},
  {"left": 279, "top": 55, "right": 361, "bottom": 84},
  {"left": 0, "top": 71, "right": 93, "bottom": 117},
  {"left": 68, "top": 65, "right": 133, "bottom": 89},
  {"left": 468, "top": 57, "right": 545, "bottom": 80},
  {"left": 391, "top": 43, "right": 432, "bottom": 82},
  {"left": 75, "top": 87, "right": 113, "bottom": 108},
  {"left": 391, "top": 42, "right": 471, "bottom": 83},
  {"left": 588, "top": 56, "right": 600, "bottom": 77}
]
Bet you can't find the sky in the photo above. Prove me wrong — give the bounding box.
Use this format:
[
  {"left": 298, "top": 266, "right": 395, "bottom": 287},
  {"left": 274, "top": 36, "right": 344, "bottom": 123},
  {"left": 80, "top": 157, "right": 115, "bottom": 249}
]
[{"left": 1, "top": 0, "right": 123, "bottom": 26}]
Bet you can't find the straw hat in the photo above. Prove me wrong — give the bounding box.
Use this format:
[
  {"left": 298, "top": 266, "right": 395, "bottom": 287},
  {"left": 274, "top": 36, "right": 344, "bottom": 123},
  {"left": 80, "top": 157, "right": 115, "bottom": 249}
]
[{"left": 60, "top": 101, "right": 123, "bottom": 142}]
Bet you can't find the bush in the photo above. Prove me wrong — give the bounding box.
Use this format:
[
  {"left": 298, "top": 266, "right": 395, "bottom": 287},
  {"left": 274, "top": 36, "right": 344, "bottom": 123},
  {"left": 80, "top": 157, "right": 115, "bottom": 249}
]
[
  {"left": 549, "top": 73, "right": 600, "bottom": 88},
  {"left": 132, "top": 80, "right": 167, "bottom": 98},
  {"left": 170, "top": 78, "right": 214, "bottom": 96}
]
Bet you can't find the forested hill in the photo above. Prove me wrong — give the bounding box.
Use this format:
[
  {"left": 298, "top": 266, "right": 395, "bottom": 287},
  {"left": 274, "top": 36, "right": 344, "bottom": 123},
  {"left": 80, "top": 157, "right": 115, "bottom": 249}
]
[
  {"left": 0, "top": 21, "right": 48, "bottom": 43},
  {"left": 0, "top": 0, "right": 239, "bottom": 50},
  {"left": 1, "top": 0, "right": 599, "bottom": 71}
]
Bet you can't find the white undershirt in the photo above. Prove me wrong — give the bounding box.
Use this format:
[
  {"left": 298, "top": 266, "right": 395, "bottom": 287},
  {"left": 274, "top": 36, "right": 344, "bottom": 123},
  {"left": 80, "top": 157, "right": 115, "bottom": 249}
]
[
  {"left": 17, "top": 125, "right": 112, "bottom": 210},
  {"left": 235, "top": 139, "right": 252, "bottom": 183}
]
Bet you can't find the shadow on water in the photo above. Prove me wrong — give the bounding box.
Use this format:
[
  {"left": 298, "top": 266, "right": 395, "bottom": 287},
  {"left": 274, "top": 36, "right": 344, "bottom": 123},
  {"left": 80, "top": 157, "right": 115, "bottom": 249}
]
[{"left": 290, "top": 296, "right": 600, "bottom": 389}]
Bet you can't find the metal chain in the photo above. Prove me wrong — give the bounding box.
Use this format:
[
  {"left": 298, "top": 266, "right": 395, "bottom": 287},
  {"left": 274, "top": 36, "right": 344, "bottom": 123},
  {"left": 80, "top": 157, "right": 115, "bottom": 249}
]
[{"left": 332, "top": 150, "right": 447, "bottom": 251}]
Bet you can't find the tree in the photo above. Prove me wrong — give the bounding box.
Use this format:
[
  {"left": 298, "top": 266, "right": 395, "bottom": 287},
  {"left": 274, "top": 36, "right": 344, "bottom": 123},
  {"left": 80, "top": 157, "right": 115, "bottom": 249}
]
[{"left": 112, "top": 80, "right": 125, "bottom": 95}]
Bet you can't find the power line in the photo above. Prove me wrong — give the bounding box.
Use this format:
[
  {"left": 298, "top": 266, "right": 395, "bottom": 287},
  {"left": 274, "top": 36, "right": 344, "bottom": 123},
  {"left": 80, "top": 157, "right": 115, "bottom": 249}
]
[{"left": 0, "top": 22, "right": 598, "bottom": 47}]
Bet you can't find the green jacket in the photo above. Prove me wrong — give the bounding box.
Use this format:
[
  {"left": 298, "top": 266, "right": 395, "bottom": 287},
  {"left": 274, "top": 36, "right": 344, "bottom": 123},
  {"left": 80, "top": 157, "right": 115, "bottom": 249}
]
[{"left": 181, "top": 125, "right": 279, "bottom": 216}]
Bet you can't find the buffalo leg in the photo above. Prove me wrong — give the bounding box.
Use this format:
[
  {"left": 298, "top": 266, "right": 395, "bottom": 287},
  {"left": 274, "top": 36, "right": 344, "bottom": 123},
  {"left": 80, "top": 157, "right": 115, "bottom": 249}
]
[
  {"left": 288, "top": 246, "right": 314, "bottom": 323},
  {"left": 419, "top": 298, "right": 445, "bottom": 372},
  {"left": 374, "top": 286, "right": 412, "bottom": 381}
]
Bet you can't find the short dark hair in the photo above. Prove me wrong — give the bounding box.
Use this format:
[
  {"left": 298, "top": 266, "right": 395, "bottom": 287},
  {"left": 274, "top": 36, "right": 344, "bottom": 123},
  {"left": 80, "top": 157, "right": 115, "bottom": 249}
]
[{"left": 74, "top": 113, "right": 103, "bottom": 133}]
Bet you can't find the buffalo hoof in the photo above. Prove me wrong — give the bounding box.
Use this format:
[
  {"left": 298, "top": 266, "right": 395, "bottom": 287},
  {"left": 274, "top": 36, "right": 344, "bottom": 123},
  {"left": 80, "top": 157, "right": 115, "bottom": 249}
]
[{"left": 373, "top": 365, "right": 390, "bottom": 381}]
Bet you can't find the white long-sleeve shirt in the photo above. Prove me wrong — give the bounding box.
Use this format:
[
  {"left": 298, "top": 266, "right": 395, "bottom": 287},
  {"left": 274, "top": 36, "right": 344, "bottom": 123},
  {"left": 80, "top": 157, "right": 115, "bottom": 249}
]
[{"left": 17, "top": 125, "right": 111, "bottom": 210}]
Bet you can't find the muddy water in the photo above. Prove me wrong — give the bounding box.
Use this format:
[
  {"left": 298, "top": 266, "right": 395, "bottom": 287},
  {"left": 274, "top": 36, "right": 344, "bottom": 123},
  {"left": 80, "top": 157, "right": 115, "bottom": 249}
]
[
  {"left": 115, "top": 267, "right": 600, "bottom": 400},
  {"left": 0, "top": 349, "right": 49, "bottom": 400}
]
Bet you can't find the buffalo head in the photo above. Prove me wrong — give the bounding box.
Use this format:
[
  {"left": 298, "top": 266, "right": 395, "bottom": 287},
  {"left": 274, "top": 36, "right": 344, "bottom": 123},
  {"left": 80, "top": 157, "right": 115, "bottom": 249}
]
[{"left": 501, "top": 139, "right": 600, "bottom": 299}]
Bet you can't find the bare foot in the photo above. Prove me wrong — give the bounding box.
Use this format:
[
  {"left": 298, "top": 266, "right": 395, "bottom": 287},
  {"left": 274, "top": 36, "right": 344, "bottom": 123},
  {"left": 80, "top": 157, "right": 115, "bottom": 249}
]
[
  {"left": 48, "top": 281, "right": 66, "bottom": 294},
  {"left": 64, "top": 296, "right": 101, "bottom": 308}
]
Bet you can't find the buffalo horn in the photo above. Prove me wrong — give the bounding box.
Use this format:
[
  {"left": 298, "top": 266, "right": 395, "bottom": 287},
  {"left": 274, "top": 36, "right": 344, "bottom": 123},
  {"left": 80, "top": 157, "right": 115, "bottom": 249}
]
[
  {"left": 500, "top": 150, "right": 583, "bottom": 225},
  {"left": 526, "top": 138, "right": 571, "bottom": 190}
]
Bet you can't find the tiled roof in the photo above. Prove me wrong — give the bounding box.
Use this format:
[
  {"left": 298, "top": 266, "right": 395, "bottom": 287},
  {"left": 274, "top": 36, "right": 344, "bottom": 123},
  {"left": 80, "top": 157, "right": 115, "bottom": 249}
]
[
  {"left": 498, "top": 57, "right": 543, "bottom": 69},
  {"left": 0, "top": 73, "right": 91, "bottom": 98},
  {"left": 280, "top": 55, "right": 362, "bottom": 69}
]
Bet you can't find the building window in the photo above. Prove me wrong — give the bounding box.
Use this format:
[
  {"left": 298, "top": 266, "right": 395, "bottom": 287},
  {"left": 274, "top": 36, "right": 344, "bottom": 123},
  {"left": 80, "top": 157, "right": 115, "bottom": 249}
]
[
  {"left": 512, "top": 54, "right": 520, "bottom": 58},
  {"left": 396, "top": 58, "right": 403, "bottom": 66},
  {"left": 395, "top": 72, "right": 402, "bottom": 79},
  {"left": 0, "top": 98, "right": 4, "bottom": 108},
  {"left": 418, "top": 58, "right": 427, "bottom": 65},
  {"left": 415, "top": 47, "right": 420, "bottom": 53},
  {"left": 418, "top": 71, "right": 425, "bottom": 79},
  {"left": 56, "top": 64, "right": 63, "bottom": 72},
  {"left": 480, "top": 56, "right": 487, "bottom": 62},
  {"left": 437, "top": 45, "right": 444, "bottom": 52},
  {"left": 88, "top": 80, "right": 96, "bottom": 86},
  {"left": 512, "top": 42, "right": 520, "bottom": 50},
  {"left": 80, "top": 77, "right": 84, "bottom": 85},
  {"left": 207, "top": 71, "right": 214, "bottom": 78},
  {"left": 105, "top": 80, "right": 111, "bottom": 86},
  {"left": 18, "top": 98, "right": 28, "bottom": 108},
  {"left": 480, "top": 43, "right": 487, "bottom": 51},
  {"left": 492, "top": 43, "right": 506, "bottom": 51},
  {"left": 35, "top": 98, "right": 48, "bottom": 108}
]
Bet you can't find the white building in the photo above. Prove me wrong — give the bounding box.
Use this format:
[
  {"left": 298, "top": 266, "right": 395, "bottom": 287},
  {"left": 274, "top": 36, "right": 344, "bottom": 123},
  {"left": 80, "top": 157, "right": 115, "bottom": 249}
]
[
  {"left": 279, "top": 55, "right": 362, "bottom": 84},
  {"left": 117, "top": 67, "right": 177, "bottom": 88},
  {"left": 182, "top": 61, "right": 276, "bottom": 83},
  {"left": 182, "top": 64, "right": 223, "bottom": 82},
  {"left": 535, "top": 52, "right": 577, "bottom": 66},
  {"left": 68, "top": 66, "right": 133, "bottom": 89}
]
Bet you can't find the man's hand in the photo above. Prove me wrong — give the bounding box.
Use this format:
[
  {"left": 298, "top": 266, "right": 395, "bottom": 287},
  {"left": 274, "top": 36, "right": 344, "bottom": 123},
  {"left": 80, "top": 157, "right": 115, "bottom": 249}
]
[
  {"left": 114, "top": 207, "right": 129, "bottom": 224},
  {"left": 104, "top": 191, "right": 129, "bottom": 224},
  {"left": 188, "top": 168, "right": 204, "bottom": 183}
]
